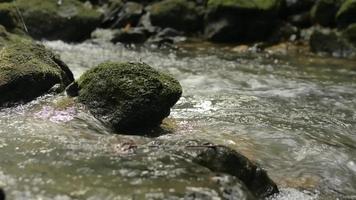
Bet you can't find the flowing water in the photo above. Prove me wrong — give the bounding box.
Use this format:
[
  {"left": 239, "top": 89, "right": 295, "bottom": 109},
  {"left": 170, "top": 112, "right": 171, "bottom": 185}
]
[{"left": 0, "top": 36, "right": 355, "bottom": 199}]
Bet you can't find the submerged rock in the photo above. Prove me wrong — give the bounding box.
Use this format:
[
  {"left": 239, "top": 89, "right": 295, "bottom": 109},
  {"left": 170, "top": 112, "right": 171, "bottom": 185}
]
[
  {"left": 336, "top": 0, "right": 356, "bottom": 28},
  {"left": 205, "top": 0, "right": 283, "bottom": 42},
  {"left": 0, "top": 0, "right": 102, "bottom": 41},
  {"left": 70, "top": 62, "right": 182, "bottom": 133},
  {"left": 0, "top": 30, "right": 74, "bottom": 106},
  {"left": 149, "top": 139, "right": 279, "bottom": 199},
  {"left": 147, "top": 0, "right": 203, "bottom": 33}
]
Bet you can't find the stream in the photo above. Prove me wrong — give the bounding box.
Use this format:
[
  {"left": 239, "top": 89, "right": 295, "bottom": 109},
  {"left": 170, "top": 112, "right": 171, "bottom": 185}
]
[{"left": 0, "top": 38, "right": 355, "bottom": 199}]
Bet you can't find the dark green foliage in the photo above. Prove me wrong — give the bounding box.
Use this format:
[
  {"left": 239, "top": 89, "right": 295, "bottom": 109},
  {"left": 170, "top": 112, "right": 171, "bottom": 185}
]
[
  {"left": 336, "top": 0, "right": 356, "bottom": 28},
  {"left": 310, "top": 0, "right": 342, "bottom": 27}
]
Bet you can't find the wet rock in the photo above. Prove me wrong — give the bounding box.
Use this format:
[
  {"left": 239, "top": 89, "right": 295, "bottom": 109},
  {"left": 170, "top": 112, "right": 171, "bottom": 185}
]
[
  {"left": 147, "top": 0, "right": 203, "bottom": 33},
  {"left": 342, "top": 23, "right": 356, "bottom": 45},
  {"left": 137, "top": 12, "right": 159, "bottom": 34},
  {"left": 148, "top": 27, "right": 185, "bottom": 45},
  {"left": 283, "top": 0, "right": 315, "bottom": 15},
  {"left": 310, "top": 0, "right": 342, "bottom": 27},
  {"left": 336, "top": 0, "right": 356, "bottom": 28},
  {"left": 149, "top": 139, "right": 279, "bottom": 199},
  {"left": 72, "top": 62, "right": 182, "bottom": 133},
  {"left": 101, "top": 0, "right": 124, "bottom": 27},
  {"left": 309, "top": 28, "right": 355, "bottom": 57},
  {"left": 79, "top": 0, "right": 108, "bottom": 5},
  {"left": 111, "top": 27, "right": 149, "bottom": 44},
  {"left": 112, "top": 2, "right": 144, "bottom": 28},
  {"left": 269, "top": 22, "right": 299, "bottom": 43},
  {"left": 287, "top": 12, "right": 312, "bottom": 28},
  {"left": 0, "top": 188, "right": 4, "bottom": 200},
  {"left": 204, "top": 0, "right": 283, "bottom": 43},
  {"left": 0, "top": 0, "right": 102, "bottom": 41},
  {"left": 0, "top": 28, "right": 74, "bottom": 106}
]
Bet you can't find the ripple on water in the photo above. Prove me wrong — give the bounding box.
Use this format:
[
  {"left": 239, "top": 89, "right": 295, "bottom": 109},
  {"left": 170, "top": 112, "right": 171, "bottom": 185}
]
[{"left": 0, "top": 39, "right": 355, "bottom": 199}]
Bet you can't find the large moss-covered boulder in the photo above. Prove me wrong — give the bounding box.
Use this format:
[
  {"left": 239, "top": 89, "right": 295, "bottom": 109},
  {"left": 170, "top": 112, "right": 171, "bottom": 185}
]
[
  {"left": 149, "top": 139, "right": 279, "bottom": 199},
  {"left": 205, "top": 0, "right": 283, "bottom": 42},
  {"left": 310, "top": 0, "right": 343, "bottom": 27},
  {"left": 336, "top": 0, "right": 356, "bottom": 28},
  {"left": 0, "top": 31, "right": 74, "bottom": 106},
  {"left": 0, "top": 0, "right": 102, "bottom": 41},
  {"left": 72, "top": 62, "right": 182, "bottom": 133},
  {"left": 147, "top": 0, "right": 203, "bottom": 33}
]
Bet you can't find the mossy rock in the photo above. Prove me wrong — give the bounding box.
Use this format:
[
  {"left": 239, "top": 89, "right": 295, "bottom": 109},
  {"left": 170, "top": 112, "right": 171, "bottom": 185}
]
[
  {"left": 73, "top": 62, "right": 182, "bottom": 133},
  {"left": 148, "top": 0, "right": 203, "bottom": 33},
  {"left": 0, "top": 35, "right": 74, "bottom": 106},
  {"left": 336, "top": 0, "right": 356, "bottom": 28},
  {"left": 310, "top": 0, "right": 343, "bottom": 27},
  {"left": 0, "top": 2, "right": 20, "bottom": 31},
  {"left": 309, "top": 29, "right": 355, "bottom": 57},
  {"left": 205, "top": 0, "right": 283, "bottom": 42},
  {"left": 342, "top": 23, "right": 356, "bottom": 45},
  {"left": 0, "top": 0, "right": 102, "bottom": 41},
  {"left": 207, "top": 0, "right": 282, "bottom": 10}
]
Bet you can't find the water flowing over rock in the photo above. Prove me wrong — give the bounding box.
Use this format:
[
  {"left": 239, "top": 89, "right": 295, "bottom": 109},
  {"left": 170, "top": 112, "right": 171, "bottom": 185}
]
[
  {"left": 0, "top": 28, "right": 74, "bottom": 106},
  {"left": 70, "top": 62, "right": 182, "bottom": 133},
  {"left": 149, "top": 138, "right": 279, "bottom": 199}
]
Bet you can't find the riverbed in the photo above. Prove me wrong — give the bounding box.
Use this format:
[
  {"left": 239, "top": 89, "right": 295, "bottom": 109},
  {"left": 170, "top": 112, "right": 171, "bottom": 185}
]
[{"left": 0, "top": 38, "right": 355, "bottom": 199}]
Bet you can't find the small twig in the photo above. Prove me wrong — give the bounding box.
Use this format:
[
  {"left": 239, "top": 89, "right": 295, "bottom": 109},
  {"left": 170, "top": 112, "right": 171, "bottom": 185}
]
[{"left": 13, "top": 0, "right": 28, "bottom": 33}]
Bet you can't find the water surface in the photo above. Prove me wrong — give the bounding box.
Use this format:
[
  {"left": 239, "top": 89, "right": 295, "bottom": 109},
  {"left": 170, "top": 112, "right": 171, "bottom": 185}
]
[{"left": 0, "top": 39, "right": 355, "bottom": 199}]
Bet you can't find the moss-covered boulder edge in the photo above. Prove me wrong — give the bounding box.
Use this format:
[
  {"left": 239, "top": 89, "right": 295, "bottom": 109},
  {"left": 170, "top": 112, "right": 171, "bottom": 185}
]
[
  {"left": 0, "top": 26, "right": 74, "bottom": 106},
  {"left": 67, "top": 62, "right": 182, "bottom": 133},
  {"left": 0, "top": 0, "right": 102, "bottom": 42}
]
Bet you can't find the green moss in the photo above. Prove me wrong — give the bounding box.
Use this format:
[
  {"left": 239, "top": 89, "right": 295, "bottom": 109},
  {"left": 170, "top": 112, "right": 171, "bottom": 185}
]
[
  {"left": 1, "top": 0, "right": 102, "bottom": 41},
  {"left": 149, "top": 0, "right": 203, "bottom": 32},
  {"left": 77, "top": 62, "right": 182, "bottom": 133},
  {"left": 0, "top": 2, "right": 20, "bottom": 30},
  {"left": 336, "top": 0, "right": 356, "bottom": 28},
  {"left": 207, "top": 0, "right": 282, "bottom": 11},
  {"left": 0, "top": 37, "right": 74, "bottom": 106}
]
